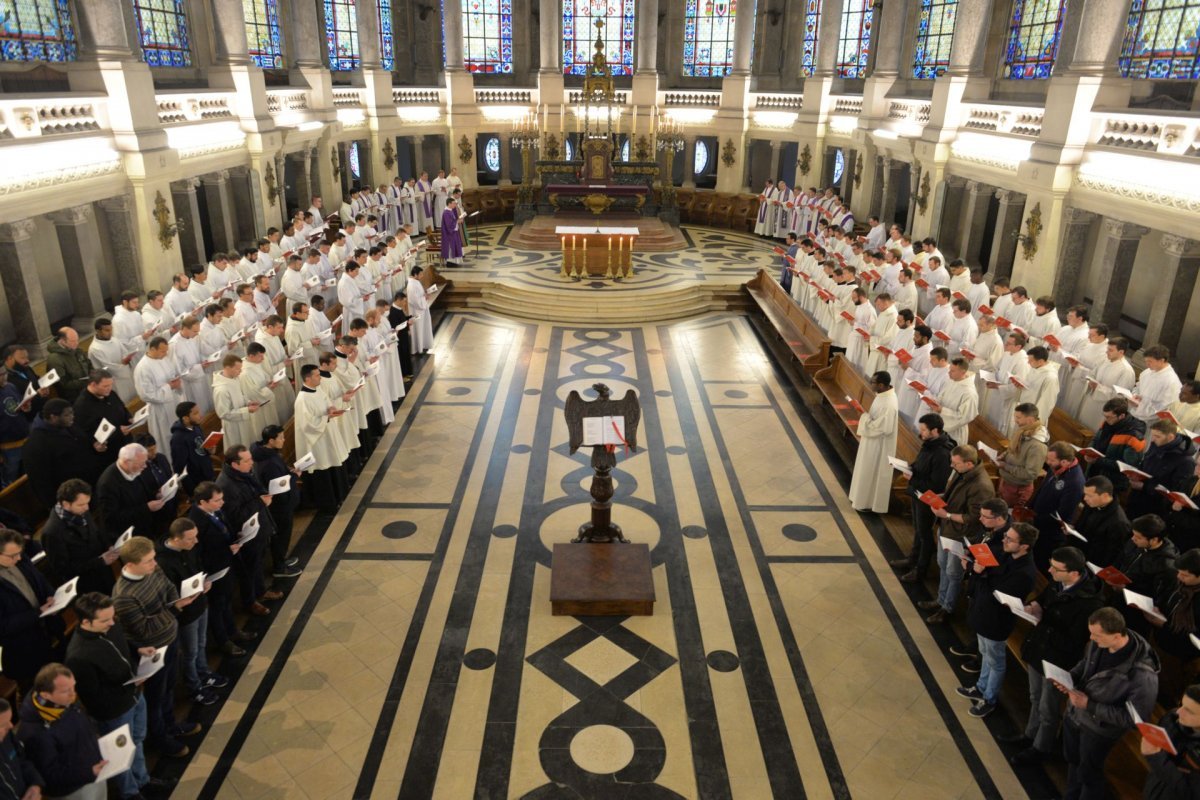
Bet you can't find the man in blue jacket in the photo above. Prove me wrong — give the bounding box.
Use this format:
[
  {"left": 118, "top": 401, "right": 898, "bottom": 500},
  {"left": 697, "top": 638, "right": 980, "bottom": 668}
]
[
  {"left": 0, "top": 697, "right": 43, "bottom": 800},
  {"left": 1030, "top": 441, "right": 1086, "bottom": 574},
  {"left": 15, "top": 664, "right": 105, "bottom": 800}
]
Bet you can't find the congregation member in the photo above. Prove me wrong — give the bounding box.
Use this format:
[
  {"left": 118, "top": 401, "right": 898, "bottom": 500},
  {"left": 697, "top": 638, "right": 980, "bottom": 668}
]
[
  {"left": 890, "top": 414, "right": 954, "bottom": 583},
  {"left": 22, "top": 399, "right": 100, "bottom": 506},
  {"left": 133, "top": 337, "right": 184, "bottom": 466},
  {"left": 40, "top": 478, "right": 115, "bottom": 595},
  {"left": 14, "top": 664, "right": 106, "bottom": 800},
  {"left": 73, "top": 369, "right": 133, "bottom": 470},
  {"left": 1132, "top": 345, "right": 1184, "bottom": 424},
  {"left": 294, "top": 365, "right": 351, "bottom": 511},
  {"left": 1141, "top": 685, "right": 1200, "bottom": 799},
  {"left": 1145, "top": 549, "right": 1200, "bottom": 704},
  {"left": 213, "top": 355, "right": 265, "bottom": 450},
  {"left": 926, "top": 446, "right": 995, "bottom": 624},
  {"left": 1029, "top": 442, "right": 1086, "bottom": 572},
  {"left": 1076, "top": 476, "right": 1133, "bottom": 569},
  {"left": 1125, "top": 420, "right": 1196, "bottom": 519},
  {"left": 188, "top": 482, "right": 255, "bottom": 657},
  {"left": 217, "top": 446, "right": 281, "bottom": 617},
  {"left": 251, "top": 425, "right": 302, "bottom": 579},
  {"left": 169, "top": 401, "right": 217, "bottom": 494},
  {"left": 0, "top": 528, "right": 64, "bottom": 688},
  {"left": 44, "top": 327, "right": 92, "bottom": 403},
  {"left": 995, "top": 403, "right": 1049, "bottom": 509},
  {"left": 1083, "top": 397, "right": 1147, "bottom": 493}
]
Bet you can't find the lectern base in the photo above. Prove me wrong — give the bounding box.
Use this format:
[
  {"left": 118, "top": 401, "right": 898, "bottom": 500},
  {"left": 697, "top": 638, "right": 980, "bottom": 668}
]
[{"left": 549, "top": 543, "right": 655, "bottom": 616}]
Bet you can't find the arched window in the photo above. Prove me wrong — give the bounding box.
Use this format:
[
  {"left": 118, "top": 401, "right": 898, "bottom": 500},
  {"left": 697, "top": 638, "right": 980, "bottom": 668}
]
[
  {"left": 348, "top": 142, "right": 362, "bottom": 179},
  {"left": 379, "top": 0, "right": 395, "bottom": 70},
  {"left": 912, "top": 0, "right": 957, "bottom": 78},
  {"left": 1003, "top": 0, "right": 1067, "bottom": 79},
  {"left": 800, "top": 0, "right": 820, "bottom": 76},
  {"left": 832, "top": 149, "right": 845, "bottom": 185},
  {"left": 0, "top": 0, "right": 76, "bottom": 62},
  {"left": 484, "top": 136, "right": 501, "bottom": 172},
  {"left": 621, "top": 138, "right": 630, "bottom": 161},
  {"left": 133, "top": 0, "right": 191, "bottom": 67},
  {"left": 324, "top": 0, "right": 359, "bottom": 70},
  {"left": 1119, "top": 0, "right": 1200, "bottom": 79},
  {"left": 563, "top": 0, "right": 635, "bottom": 76},
  {"left": 835, "top": 0, "right": 873, "bottom": 78},
  {"left": 461, "top": 0, "right": 513, "bottom": 73},
  {"left": 565, "top": 137, "right": 575, "bottom": 161},
  {"left": 694, "top": 140, "right": 710, "bottom": 174},
  {"left": 682, "top": 0, "right": 746, "bottom": 77},
  {"left": 244, "top": 0, "right": 283, "bottom": 68}
]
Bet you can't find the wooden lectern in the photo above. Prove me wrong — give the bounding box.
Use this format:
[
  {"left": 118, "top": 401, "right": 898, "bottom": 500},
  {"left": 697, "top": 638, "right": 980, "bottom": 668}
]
[{"left": 549, "top": 383, "right": 655, "bottom": 616}]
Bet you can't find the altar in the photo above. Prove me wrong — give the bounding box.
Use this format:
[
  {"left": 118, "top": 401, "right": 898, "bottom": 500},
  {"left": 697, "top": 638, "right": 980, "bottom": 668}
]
[
  {"left": 544, "top": 183, "right": 650, "bottom": 215},
  {"left": 555, "top": 225, "right": 639, "bottom": 278}
]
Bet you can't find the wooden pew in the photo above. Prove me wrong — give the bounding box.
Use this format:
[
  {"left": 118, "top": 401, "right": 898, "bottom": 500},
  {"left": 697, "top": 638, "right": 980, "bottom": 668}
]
[
  {"left": 968, "top": 414, "right": 1008, "bottom": 484},
  {"left": 1049, "top": 407, "right": 1093, "bottom": 448},
  {"left": 744, "top": 269, "right": 830, "bottom": 377}
]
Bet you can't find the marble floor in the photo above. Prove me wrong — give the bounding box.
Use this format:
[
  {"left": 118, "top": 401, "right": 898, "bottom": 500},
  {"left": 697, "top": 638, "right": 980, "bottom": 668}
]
[{"left": 176, "top": 310, "right": 1028, "bottom": 800}]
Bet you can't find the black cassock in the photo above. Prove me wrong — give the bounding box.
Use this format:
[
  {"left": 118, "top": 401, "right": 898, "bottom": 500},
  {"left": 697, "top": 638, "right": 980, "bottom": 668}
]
[{"left": 386, "top": 305, "right": 414, "bottom": 377}]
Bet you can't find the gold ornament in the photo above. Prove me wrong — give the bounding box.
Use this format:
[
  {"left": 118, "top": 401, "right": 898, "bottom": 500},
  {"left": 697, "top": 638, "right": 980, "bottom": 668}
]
[
  {"left": 153, "top": 190, "right": 180, "bottom": 251},
  {"left": 721, "top": 138, "right": 736, "bottom": 168},
  {"left": 798, "top": 144, "right": 812, "bottom": 176},
  {"left": 458, "top": 135, "right": 473, "bottom": 164},
  {"left": 264, "top": 162, "right": 279, "bottom": 207},
  {"left": 382, "top": 138, "right": 395, "bottom": 170},
  {"left": 1019, "top": 203, "right": 1042, "bottom": 261},
  {"left": 853, "top": 153, "right": 863, "bottom": 187}
]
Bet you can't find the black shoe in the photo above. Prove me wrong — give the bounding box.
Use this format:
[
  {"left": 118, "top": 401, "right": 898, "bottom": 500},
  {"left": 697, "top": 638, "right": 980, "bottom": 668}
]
[
  {"left": 995, "top": 733, "right": 1033, "bottom": 746},
  {"left": 955, "top": 686, "right": 984, "bottom": 701},
  {"left": 143, "top": 776, "right": 177, "bottom": 797},
  {"left": 949, "top": 645, "right": 977, "bottom": 658},
  {"left": 192, "top": 689, "right": 218, "bottom": 706},
  {"left": 960, "top": 658, "right": 981, "bottom": 674},
  {"left": 969, "top": 700, "right": 997, "bottom": 718},
  {"left": 272, "top": 564, "right": 302, "bottom": 578},
  {"left": 899, "top": 569, "right": 920, "bottom": 583},
  {"left": 173, "top": 721, "right": 202, "bottom": 737},
  {"left": 283, "top": 557, "right": 300, "bottom": 568},
  {"left": 204, "top": 674, "right": 230, "bottom": 689},
  {"left": 221, "top": 641, "right": 247, "bottom": 657},
  {"left": 917, "top": 599, "right": 942, "bottom": 611},
  {"left": 233, "top": 630, "right": 257, "bottom": 643},
  {"left": 1010, "top": 747, "right": 1048, "bottom": 766},
  {"left": 889, "top": 557, "right": 914, "bottom": 569},
  {"left": 926, "top": 609, "right": 948, "bottom": 623}
]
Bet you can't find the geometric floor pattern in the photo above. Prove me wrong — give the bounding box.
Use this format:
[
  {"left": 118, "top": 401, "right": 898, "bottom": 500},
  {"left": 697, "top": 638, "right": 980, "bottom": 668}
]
[{"left": 177, "top": 311, "right": 1025, "bottom": 799}]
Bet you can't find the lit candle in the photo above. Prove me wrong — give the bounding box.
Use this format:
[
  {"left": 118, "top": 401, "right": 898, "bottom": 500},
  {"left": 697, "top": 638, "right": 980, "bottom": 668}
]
[
  {"left": 631, "top": 105, "right": 637, "bottom": 140},
  {"left": 560, "top": 103, "right": 564, "bottom": 134}
]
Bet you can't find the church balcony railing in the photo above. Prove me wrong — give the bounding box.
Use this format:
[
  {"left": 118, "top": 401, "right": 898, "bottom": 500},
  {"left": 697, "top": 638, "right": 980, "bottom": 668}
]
[
  {"left": 753, "top": 93, "right": 803, "bottom": 111},
  {"left": 830, "top": 95, "right": 864, "bottom": 116},
  {"left": 960, "top": 102, "right": 1044, "bottom": 138},
  {"left": 567, "top": 90, "right": 627, "bottom": 105},
  {"left": 661, "top": 91, "right": 720, "bottom": 108},
  {"left": 265, "top": 89, "right": 310, "bottom": 115},
  {"left": 0, "top": 94, "right": 109, "bottom": 139},
  {"left": 1089, "top": 109, "right": 1200, "bottom": 158},
  {"left": 331, "top": 88, "right": 365, "bottom": 108},
  {"left": 155, "top": 91, "right": 237, "bottom": 126},
  {"left": 393, "top": 88, "right": 444, "bottom": 106},
  {"left": 475, "top": 88, "right": 534, "bottom": 105}
]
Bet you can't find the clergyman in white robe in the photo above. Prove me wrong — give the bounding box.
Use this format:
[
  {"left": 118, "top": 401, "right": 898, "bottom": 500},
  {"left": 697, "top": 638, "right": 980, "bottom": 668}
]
[
  {"left": 849, "top": 379, "right": 899, "bottom": 513},
  {"left": 132, "top": 345, "right": 184, "bottom": 466}
]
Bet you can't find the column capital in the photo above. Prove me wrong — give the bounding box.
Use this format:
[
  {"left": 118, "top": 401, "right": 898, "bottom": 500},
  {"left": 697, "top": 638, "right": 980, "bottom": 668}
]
[
  {"left": 944, "top": 174, "right": 967, "bottom": 188},
  {"left": 1160, "top": 234, "right": 1200, "bottom": 258},
  {"left": 994, "top": 188, "right": 1026, "bottom": 205},
  {"left": 966, "top": 180, "right": 991, "bottom": 196},
  {"left": 1062, "top": 206, "right": 1097, "bottom": 225},
  {"left": 46, "top": 205, "right": 95, "bottom": 226},
  {"left": 879, "top": 155, "right": 892, "bottom": 169},
  {"left": 1102, "top": 218, "right": 1150, "bottom": 240},
  {"left": 0, "top": 219, "right": 37, "bottom": 242},
  {"left": 98, "top": 194, "right": 131, "bottom": 213},
  {"left": 205, "top": 170, "right": 231, "bottom": 183}
]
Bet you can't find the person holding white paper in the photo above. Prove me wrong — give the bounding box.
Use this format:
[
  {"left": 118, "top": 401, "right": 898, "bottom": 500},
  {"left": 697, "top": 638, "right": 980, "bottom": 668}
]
[
  {"left": 132, "top": 338, "right": 184, "bottom": 469},
  {"left": 889, "top": 414, "right": 955, "bottom": 584},
  {"left": 285, "top": 302, "right": 322, "bottom": 381},
  {"left": 212, "top": 355, "right": 264, "bottom": 451},
  {"left": 983, "top": 332, "right": 1030, "bottom": 432},
  {"left": 995, "top": 403, "right": 1050, "bottom": 510},
  {"left": 923, "top": 357, "right": 978, "bottom": 449},
  {"left": 251, "top": 425, "right": 303, "bottom": 580},
  {"left": 13, "top": 664, "right": 108, "bottom": 799},
  {"left": 848, "top": 373, "right": 898, "bottom": 514},
  {"left": 1132, "top": 344, "right": 1184, "bottom": 425},
  {"left": 955, "top": 522, "right": 1039, "bottom": 719},
  {"left": 293, "top": 365, "right": 351, "bottom": 510},
  {"left": 334, "top": 335, "right": 383, "bottom": 442},
  {"left": 87, "top": 319, "right": 137, "bottom": 407},
  {"left": 925, "top": 449, "right": 998, "bottom": 625},
  {"left": 406, "top": 265, "right": 434, "bottom": 355},
  {"left": 1056, "top": 607, "right": 1160, "bottom": 800},
  {"left": 351, "top": 316, "right": 395, "bottom": 426},
  {"left": 73, "top": 369, "right": 134, "bottom": 472},
  {"left": 169, "top": 316, "right": 213, "bottom": 415},
  {"left": 1126, "top": 419, "right": 1197, "bottom": 519},
  {"left": 40, "top": 478, "right": 116, "bottom": 595},
  {"left": 240, "top": 344, "right": 281, "bottom": 430},
  {"left": 1007, "top": 546, "right": 1105, "bottom": 765},
  {"left": 0, "top": 529, "right": 65, "bottom": 686},
  {"left": 217, "top": 446, "right": 281, "bottom": 617},
  {"left": 255, "top": 316, "right": 297, "bottom": 412},
  {"left": 1019, "top": 346, "right": 1060, "bottom": 430}
]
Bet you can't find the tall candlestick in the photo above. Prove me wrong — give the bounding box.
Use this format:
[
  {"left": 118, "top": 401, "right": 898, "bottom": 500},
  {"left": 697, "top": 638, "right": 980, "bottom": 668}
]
[
  {"left": 560, "top": 104, "right": 564, "bottom": 134},
  {"left": 631, "top": 106, "right": 637, "bottom": 140}
]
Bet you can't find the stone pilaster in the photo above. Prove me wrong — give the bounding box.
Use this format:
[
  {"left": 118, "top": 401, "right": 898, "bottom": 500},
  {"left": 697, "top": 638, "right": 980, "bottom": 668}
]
[
  {"left": 0, "top": 220, "right": 53, "bottom": 357},
  {"left": 202, "top": 171, "right": 238, "bottom": 252},
  {"left": 988, "top": 189, "right": 1026, "bottom": 281},
  {"left": 46, "top": 206, "right": 107, "bottom": 332},
  {"left": 1049, "top": 206, "right": 1097, "bottom": 302},
  {"left": 170, "top": 179, "right": 205, "bottom": 269},
  {"left": 958, "top": 180, "right": 992, "bottom": 267},
  {"left": 97, "top": 195, "right": 143, "bottom": 296},
  {"left": 1091, "top": 219, "right": 1149, "bottom": 328},
  {"left": 1143, "top": 235, "right": 1200, "bottom": 353}
]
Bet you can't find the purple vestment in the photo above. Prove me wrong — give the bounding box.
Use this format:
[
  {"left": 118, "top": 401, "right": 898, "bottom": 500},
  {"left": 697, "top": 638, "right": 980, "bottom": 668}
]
[{"left": 441, "top": 208, "right": 463, "bottom": 260}]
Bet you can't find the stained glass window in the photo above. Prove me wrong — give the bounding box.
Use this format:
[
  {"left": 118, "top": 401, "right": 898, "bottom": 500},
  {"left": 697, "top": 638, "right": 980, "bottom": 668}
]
[
  {"left": 565, "top": 137, "right": 575, "bottom": 161},
  {"left": 1119, "top": 0, "right": 1200, "bottom": 79},
  {"left": 835, "top": 0, "right": 872, "bottom": 77},
  {"left": 461, "top": 0, "right": 513, "bottom": 73},
  {"left": 133, "top": 0, "right": 191, "bottom": 67},
  {"left": 800, "top": 0, "right": 820, "bottom": 76},
  {"left": 682, "top": 0, "right": 744, "bottom": 77},
  {"left": 324, "top": 0, "right": 359, "bottom": 70},
  {"left": 379, "top": 0, "right": 394, "bottom": 70},
  {"left": 0, "top": 0, "right": 75, "bottom": 62},
  {"left": 348, "top": 142, "right": 361, "bottom": 179},
  {"left": 912, "top": 0, "right": 956, "bottom": 78},
  {"left": 564, "top": 0, "right": 634, "bottom": 76},
  {"left": 484, "top": 137, "right": 501, "bottom": 171},
  {"left": 244, "top": 0, "right": 283, "bottom": 68},
  {"left": 832, "top": 149, "right": 845, "bottom": 185},
  {"left": 1003, "top": 0, "right": 1067, "bottom": 79},
  {"left": 621, "top": 138, "right": 630, "bottom": 161},
  {"left": 695, "top": 140, "right": 710, "bottom": 174}
]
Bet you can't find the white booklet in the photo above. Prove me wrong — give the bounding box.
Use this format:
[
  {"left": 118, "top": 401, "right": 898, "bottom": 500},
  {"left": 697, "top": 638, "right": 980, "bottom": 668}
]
[
  {"left": 131, "top": 406, "right": 151, "bottom": 426},
  {"left": 1123, "top": 588, "right": 1167, "bottom": 622},
  {"left": 294, "top": 451, "right": 317, "bottom": 472},
  {"left": 268, "top": 475, "right": 291, "bottom": 495},
  {"left": 94, "top": 723, "right": 135, "bottom": 782},
  {"left": 1042, "top": 660, "right": 1075, "bottom": 692},
  {"left": 123, "top": 645, "right": 168, "bottom": 685},
  {"left": 993, "top": 591, "right": 1041, "bottom": 624},
  {"left": 38, "top": 369, "right": 60, "bottom": 389},
  {"left": 95, "top": 418, "right": 116, "bottom": 444},
  {"left": 40, "top": 576, "right": 79, "bottom": 618},
  {"left": 887, "top": 456, "right": 912, "bottom": 477},
  {"left": 582, "top": 415, "right": 626, "bottom": 447},
  {"left": 236, "top": 513, "right": 259, "bottom": 546},
  {"left": 206, "top": 566, "right": 230, "bottom": 584},
  {"left": 159, "top": 474, "right": 180, "bottom": 504},
  {"left": 105, "top": 526, "right": 134, "bottom": 558},
  {"left": 939, "top": 536, "right": 965, "bottom": 558},
  {"left": 180, "top": 571, "right": 206, "bottom": 600},
  {"left": 975, "top": 440, "right": 999, "bottom": 463}
]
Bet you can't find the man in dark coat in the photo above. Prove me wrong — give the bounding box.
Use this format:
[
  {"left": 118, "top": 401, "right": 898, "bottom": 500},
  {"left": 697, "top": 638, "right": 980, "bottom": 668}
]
[
  {"left": 0, "top": 529, "right": 65, "bottom": 688},
  {"left": 1030, "top": 441, "right": 1086, "bottom": 574},
  {"left": 1083, "top": 396, "right": 1146, "bottom": 493},
  {"left": 927, "top": 444, "right": 994, "bottom": 624},
  {"left": 1008, "top": 546, "right": 1105, "bottom": 764},
  {"left": 1142, "top": 685, "right": 1200, "bottom": 800},
  {"left": 72, "top": 369, "right": 132, "bottom": 471},
  {"left": 956, "top": 522, "right": 1039, "bottom": 718},
  {"left": 251, "top": 427, "right": 301, "bottom": 580},
  {"left": 1116, "top": 515, "right": 1179, "bottom": 619},
  {"left": 1147, "top": 549, "right": 1200, "bottom": 703},
  {"left": 14, "top": 664, "right": 104, "bottom": 798},
  {"left": 93, "top": 443, "right": 164, "bottom": 540},
  {"left": 188, "top": 481, "right": 254, "bottom": 657},
  {"left": 1075, "top": 475, "right": 1131, "bottom": 569},
  {"left": 387, "top": 290, "right": 414, "bottom": 379},
  {"left": 168, "top": 402, "right": 215, "bottom": 495},
  {"left": 40, "top": 478, "right": 117, "bottom": 595},
  {"left": 217, "top": 446, "right": 279, "bottom": 616},
  {"left": 21, "top": 399, "right": 101, "bottom": 506},
  {"left": 890, "top": 412, "right": 955, "bottom": 582},
  {"left": 0, "top": 697, "right": 43, "bottom": 800},
  {"left": 1127, "top": 420, "right": 1197, "bottom": 519},
  {"left": 44, "top": 327, "right": 92, "bottom": 403}
]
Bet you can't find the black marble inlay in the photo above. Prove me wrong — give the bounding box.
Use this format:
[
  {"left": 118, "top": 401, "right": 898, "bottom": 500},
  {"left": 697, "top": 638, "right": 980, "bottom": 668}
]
[
  {"left": 447, "top": 386, "right": 471, "bottom": 396},
  {"left": 463, "top": 648, "right": 497, "bottom": 670},
  {"left": 723, "top": 389, "right": 749, "bottom": 399},
  {"left": 524, "top": 388, "right": 541, "bottom": 396},
  {"left": 511, "top": 444, "right": 532, "bottom": 454},
  {"left": 492, "top": 525, "right": 519, "bottom": 539},
  {"left": 681, "top": 525, "right": 707, "bottom": 540},
  {"left": 654, "top": 390, "right": 672, "bottom": 398},
  {"left": 665, "top": 446, "right": 686, "bottom": 456},
  {"left": 706, "top": 650, "right": 740, "bottom": 673},
  {"left": 533, "top": 347, "right": 549, "bottom": 354},
  {"left": 781, "top": 524, "right": 818, "bottom": 542},
  {"left": 646, "top": 349, "right": 662, "bottom": 355},
  {"left": 381, "top": 521, "right": 418, "bottom": 539},
  {"left": 587, "top": 281, "right": 607, "bottom": 288}
]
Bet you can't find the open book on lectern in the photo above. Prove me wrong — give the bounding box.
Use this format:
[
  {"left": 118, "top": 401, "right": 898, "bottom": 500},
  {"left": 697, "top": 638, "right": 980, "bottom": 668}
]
[{"left": 582, "top": 415, "right": 625, "bottom": 447}]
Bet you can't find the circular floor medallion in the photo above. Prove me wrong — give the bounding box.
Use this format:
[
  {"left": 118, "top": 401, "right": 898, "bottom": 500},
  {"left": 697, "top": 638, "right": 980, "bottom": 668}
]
[{"left": 568, "top": 725, "right": 635, "bottom": 775}]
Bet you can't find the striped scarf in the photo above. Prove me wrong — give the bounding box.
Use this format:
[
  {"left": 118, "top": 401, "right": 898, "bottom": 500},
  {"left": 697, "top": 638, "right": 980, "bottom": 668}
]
[{"left": 31, "top": 694, "right": 66, "bottom": 725}]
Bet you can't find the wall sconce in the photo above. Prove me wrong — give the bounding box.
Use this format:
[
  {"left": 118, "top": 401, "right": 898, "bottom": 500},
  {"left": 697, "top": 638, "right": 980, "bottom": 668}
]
[
  {"left": 1016, "top": 202, "right": 1042, "bottom": 260},
  {"left": 264, "top": 161, "right": 279, "bottom": 207},
  {"left": 153, "top": 190, "right": 182, "bottom": 250},
  {"left": 798, "top": 143, "right": 812, "bottom": 176},
  {"left": 721, "top": 138, "right": 736, "bottom": 168},
  {"left": 458, "top": 135, "right": 474, "bottom": 164},
  {"left": 382, "top": 137, "right": 395, "bottom": 170}
]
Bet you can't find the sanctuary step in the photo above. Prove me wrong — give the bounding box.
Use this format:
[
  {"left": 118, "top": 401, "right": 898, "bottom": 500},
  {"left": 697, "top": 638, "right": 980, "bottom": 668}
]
[
  {"left": 443, "top": 280, "right": 750, "bottom": 323},
  {"left": 507, "top": 213, "right": 688, "bottom": 252}
]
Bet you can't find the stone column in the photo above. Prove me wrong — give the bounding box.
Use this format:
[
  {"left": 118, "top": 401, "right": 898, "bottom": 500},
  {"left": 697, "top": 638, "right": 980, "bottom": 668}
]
[
  {"left": 210, "top": 0, "right": 251, "bottom": 65},
  {"left": 498, "top": 133, "right": 512, "bottom": 186},
  {"left": 46, "top": 206, "right": 107, "bottom": 332},
  {"left": 1054, "top": 0, "right": 1129, "bottom": 77},
  {"left": 839, "top": 148, "right": 854, "bottom": 202},
  {"left": 289, "top": 152, "right": 314, "bottom": 218},
  {"left": 1050, "top": 207, "right": 1097, "bottom": 302},
  {"left": 937, "top": 177, "right": 967, "bottom": 252},
  {"left": 814, "top": 0, "right": 847, "bottom": 76},
  {"left": 228, "top": 167, "right": 264, "bottom": 244},
  {"left": 1090, "top": 219, "right": 1149, "bottom": 328},
  {"left": 0, "top": 220, "right": 52, "bottom": 357},
  {"left": 443, "top": 0, "right": 465, "bottom": 70},
  {"left": 958, "top": 181, "right": 992, "bottom": 266},
  {"left": 872, "top": 0, "right": 907, "bottom": 77},
  {"left": 880, "top": 159, "right": 899, "bottom": 227},
  {"left": 730, "top": 0, "right": 758, "bottom": 74},
  {"left": 869, "top": 156, "right": 887, "bottom": 218},
  {"left": 987, "top": 189, "right": 1026, "bottom": 281},
  {"left": 767, "top": 140, "right": 782, "bottom": 183},
  {"left": 683, "top": 137, "right": 697, "bottom": 189},
  {"left": 636, "top": 0, "right": 658, "bottom": 73},
  {"left": 357, "top": 0, "right": 382, "bottom": 70},
  {"left": 73, "top": 0, "right": 135, "bottom": 59},
  {"left": 202, "top": 171, "right": 238, "bottom": 252},
  {"left": 97, "top": 195, "right": 143, "bottom": 294},
  {"left": 412, "top": 135, "right": 426, "bottom": 177},
  {"left": 290, "top": 0, "right": 323, "bottom": 68},
  {"left": 540, "top": 0, "right": 562, "bottom": 73},
  {"left": 946, "top": 0, "right": 994, "bottom": 75},
  {"left": 1143, "top": 235, "right": 1200, "bottom": 353},
  {"left": 170, "top": 179, "right": 205, "bottom": 268}
]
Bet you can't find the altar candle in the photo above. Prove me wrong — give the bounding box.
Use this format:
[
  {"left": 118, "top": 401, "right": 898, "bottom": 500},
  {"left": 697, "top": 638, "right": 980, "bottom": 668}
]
[
  {"left": 631, "top": 106, "right": 637, "bottom": 139},
  {"left": 560, "top": 104, "right": 564, "bottom": 134}
]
